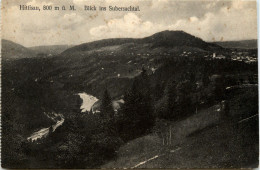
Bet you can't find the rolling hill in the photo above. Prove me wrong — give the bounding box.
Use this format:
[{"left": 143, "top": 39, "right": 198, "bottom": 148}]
[
  {"left": 35, "top": 30, "right": 223, "bottom": 98},
  {"left": 63, "top": 30, "right": 222, "bottom": 55},
  {"left": 3, "top": 30, "right": 256, "bottom": 102},
  {"left": 3, "top": 30, "right": 253, "bottom": 101},
  {"left": 29, "top": 45, "right": 73, "bottom": 55},
  {"left": 1, "top": 39, "right": 36, "bottom": 59},
  {"left": 214, "top": 40, "right": 257, "bottom": 49},
  {"left": 2, "top": 31, "right": 257, "bottom": 113}
]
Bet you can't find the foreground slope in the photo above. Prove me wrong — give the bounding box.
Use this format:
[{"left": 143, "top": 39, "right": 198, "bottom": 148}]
[{"left": 102, "top": 88, "right": 258, "bottom": 168}]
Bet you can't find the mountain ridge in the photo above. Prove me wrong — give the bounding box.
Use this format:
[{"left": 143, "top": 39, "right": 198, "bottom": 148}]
[
  {"left": 1, "top": 39, "right": 36, "bottom": 59},
  {"left": 29, "top": 45, "right": 74, "bottom": 55},
  {"left": 214, "top": 39, "right": 257, "bottom": 49},
  {"left": 62, "top": 30, "right": 222, "bottom": 55}
]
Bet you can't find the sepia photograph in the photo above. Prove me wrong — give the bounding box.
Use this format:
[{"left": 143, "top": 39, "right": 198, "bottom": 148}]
[{"left": 1, "top": 0, "right": 259, "bottom": 168}]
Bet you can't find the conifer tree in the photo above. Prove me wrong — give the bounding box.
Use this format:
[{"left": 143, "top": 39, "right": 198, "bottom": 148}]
[
  {"left": 100, "top": 89, "right": 116, "bottom": 136},
  {"left": 118, "top": 69, "right": 154, "bottom": 140},
  {"left": 167, "top": 79, "right": 177, "bottom": 119},
  {"left": 100, "top": 89, "right": 114, "bottom": 120}
]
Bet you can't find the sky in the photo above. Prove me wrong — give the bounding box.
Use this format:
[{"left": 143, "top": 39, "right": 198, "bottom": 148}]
[{"left": 1, "top": 0, "right": 258, "bottom": 47}]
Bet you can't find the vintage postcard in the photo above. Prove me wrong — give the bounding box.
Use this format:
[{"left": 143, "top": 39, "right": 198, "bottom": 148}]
[{"left": 1, "top": 0, "right": 258, "bottom": 168}]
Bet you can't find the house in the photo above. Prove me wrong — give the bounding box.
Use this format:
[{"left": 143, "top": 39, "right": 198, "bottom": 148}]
[{"left": 216, "top": 54, "right": 226, "bottom": 59}]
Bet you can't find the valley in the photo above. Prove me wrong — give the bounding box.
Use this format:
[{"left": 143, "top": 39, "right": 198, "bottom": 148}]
[{"left": 1, "top": 30, "right": 258, "bottom": 168}]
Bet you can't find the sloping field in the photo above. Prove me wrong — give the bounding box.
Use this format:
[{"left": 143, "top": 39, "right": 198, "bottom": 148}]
[
  {"left": 102, "top": 103, "right": 223, "bottom": 168},
  {"left": 102, "top": 98, "right": 258, "bottom": 168}
]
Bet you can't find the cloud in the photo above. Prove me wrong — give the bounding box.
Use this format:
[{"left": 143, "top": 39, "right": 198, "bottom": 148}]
[
  {"left": 2, "top": 0, "right": 92, "bottom": 46},
  {"left": 90, "top": 13, "right": 158, "bottom": 39},
  {"left": 150, "top": 0, "right": 170, "bottom": 9},
  {"left": 2, "top": 0, "right": 257, "bottom": 46},
  {"left": 90, "top": 1, "right": 257, "bottom": 42},
  {"left": 62, "top": 13, "right": 84, "bottom": 29},
  {"left": 170, "top": 1, "right": 257, "bottom": 41}
]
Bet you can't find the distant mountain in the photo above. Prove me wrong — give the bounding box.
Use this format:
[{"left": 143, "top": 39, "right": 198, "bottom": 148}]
[
  {"left": 29, "top": 45, "right": 73, "bottom": 55},
  {"left": 214, "top": 40, "right": 257, "bottom": 49},
  {"left": 3, "top": 30, "right": 246, "bottom": 100},
  {"left": 28, "top": 30, "right": 222, "bottom": 99},
  {"left": 62, "top": 30, "right": 222, "bottom": 55},
  {"left": 1, "top": 39, "right": 36, "bottom": 59},
  {"left": 143, "top": 30, "right": 221, "bottom": 50},
  {"left": 2, "top": 30, "right": 257, "bottom": 131}
]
